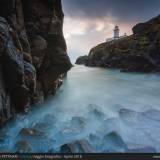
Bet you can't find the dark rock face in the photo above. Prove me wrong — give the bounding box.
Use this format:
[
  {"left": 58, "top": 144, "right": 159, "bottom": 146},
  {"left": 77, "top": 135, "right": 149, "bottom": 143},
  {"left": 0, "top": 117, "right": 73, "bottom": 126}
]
[
  {"left": 0, "top": 0, "right": 72, "bottom": 125},
  {"left": 102, "top": 132, "right": 127, "bottom": 152},
  {"left": 76, "top": 15, "right": 160, "bottom": 73},
  {"left": 75, "top": 55, "right": 89, "bottom": 65},
  {"left": 60, "top": 140, "right": 95, "bottom": 153},
  {"left": 133, "top": 15, "right": 160, "bottom": 36},
  {"left": 15, "top": 140, "right": 32, "bottom": 153}
]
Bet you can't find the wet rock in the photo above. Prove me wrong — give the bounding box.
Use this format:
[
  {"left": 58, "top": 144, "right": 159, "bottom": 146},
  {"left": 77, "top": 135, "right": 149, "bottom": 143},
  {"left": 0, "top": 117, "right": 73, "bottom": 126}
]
[
  {"left": 89, "top": 134, "right": 101, "bottom": 143},
  {"left": 0, "top": 64, "right": 12, "bottom": 125},
  {"left": 119, "top": 109, "right": 139, "bottom": 120},
  {"left": 32, "top": 81, "right": 44, "bottom": 106},
  {"left": 10, "top": 85, "right": 30, "bottom": 112},
  {"left": 23, "top": 52, "right": 32, "bottom": 64},
  {"left": 0, "top": 131, "right": 9, "bottom": 143},
  {"left": 26, "top": 138, "right": 55, "bottom": 153},
  {"left": 102, "top": 131, "right": 127, "bottom": 152},
  {"left": 27, "top": 0, "right": 72, "bottom": 96},
  {"left": 32, "top": 122, "right": 50, "bottom": 131},
  {"left": 88, "top": 104, "right": 105, "bottom": 120},
  {"left": 43, "top": 114, "right": 57, "bottom": 126},
  {"left": 60, "top": 143, "right": 75, "bottom": 153},
  {"left": 18, "top": 128, "right": 46, "bottom": 139},
  {"left": 89, "top": 134, "right": 99, "bottom": 141},
  {"left": 15, "top": 140, "right": 32, "bottom": 153},
  {"left": 31, "top": 36, "right": 47, "bottom": 69},
  {"left": 0, "top": 16, "right": 31, "bottom": 111},
  {"left": 32, "top": 36, "right": 47, "bottom": 54},
  {"left": 119, "top": 109, "right": 141, "bottom": 126},
  {"left": 0, "top": 0, "right": 71, "bottom": 124},
  {"left": 0, "top": 148, "right": 9, "bottom": 153},
  {"left": 38, "top": 45, "right": 72, "bottom": 95},
  {"left": 48, "top": 148, "right": 55, "bottom": 153},
  {"left": 24, "top": 61, "right": 36, "bottom": 94},
  {"left": 60, "top": 140, "right": 95, "bottom": 153},
  {"left": 89, "top": 134, "right": 101, "bottom": 148},
  {"left": 70, "top": 116, "right": 86, "bottom": 129},
  {"left": 100, "top": 118, "right": 120, "bottom": 134},
  {"left": 58, "top": 127, "right": 79, "bottom": 138}
]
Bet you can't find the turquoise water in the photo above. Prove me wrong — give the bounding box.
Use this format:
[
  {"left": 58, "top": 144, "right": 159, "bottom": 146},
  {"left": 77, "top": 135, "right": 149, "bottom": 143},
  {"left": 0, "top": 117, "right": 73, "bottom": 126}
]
[{"left": 1, "top": 65, "right": 160, "bottom": 153}]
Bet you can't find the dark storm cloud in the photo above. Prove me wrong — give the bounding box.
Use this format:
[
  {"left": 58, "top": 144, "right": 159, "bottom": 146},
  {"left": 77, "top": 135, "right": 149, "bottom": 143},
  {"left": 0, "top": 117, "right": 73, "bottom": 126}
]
[{"left": 62, "top": 0, "right": 160, "bottom": 22}]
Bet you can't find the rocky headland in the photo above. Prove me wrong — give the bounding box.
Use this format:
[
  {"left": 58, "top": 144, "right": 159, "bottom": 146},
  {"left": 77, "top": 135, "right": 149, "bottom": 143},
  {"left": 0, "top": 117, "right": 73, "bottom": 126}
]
[
  {"left": 0, "top": 0, "right": 72, "bottom": 125},
  {"left": 76, "top": 15, "right": 160, "bottom": 73}
]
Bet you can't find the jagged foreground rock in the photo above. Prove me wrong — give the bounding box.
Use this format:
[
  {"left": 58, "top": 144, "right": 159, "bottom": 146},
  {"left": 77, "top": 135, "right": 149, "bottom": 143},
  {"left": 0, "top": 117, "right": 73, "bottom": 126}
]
[
  {"left": 0, "top": 0, "right": 72, "bottom": 125},
  {"left": 76, "top": 15, "right": 160, "bottom": 73}
]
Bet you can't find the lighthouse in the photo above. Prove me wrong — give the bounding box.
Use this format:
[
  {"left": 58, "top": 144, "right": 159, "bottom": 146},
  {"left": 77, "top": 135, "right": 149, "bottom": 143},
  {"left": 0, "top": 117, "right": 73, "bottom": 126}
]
[
  {"left": 114, "top": 25, "right": 119, "bottom": 39},
  {"left": 106, "top": 26, "right": 126, "bottom": 42}
]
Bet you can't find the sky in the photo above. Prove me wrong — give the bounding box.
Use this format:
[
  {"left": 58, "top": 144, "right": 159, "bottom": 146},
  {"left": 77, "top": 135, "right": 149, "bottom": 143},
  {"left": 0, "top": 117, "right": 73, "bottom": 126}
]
[{"left": 62, "top": 0, "right": 160, "bottom": 62}]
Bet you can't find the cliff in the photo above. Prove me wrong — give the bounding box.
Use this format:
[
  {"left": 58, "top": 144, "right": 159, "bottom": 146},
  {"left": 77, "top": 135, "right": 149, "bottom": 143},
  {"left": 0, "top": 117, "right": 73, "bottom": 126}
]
[
  {"left": 0, "top": 0, "right": 72, "bottom": 125},
  {"left": 76, "top": 15, "right": 160, "bottom": 72}
]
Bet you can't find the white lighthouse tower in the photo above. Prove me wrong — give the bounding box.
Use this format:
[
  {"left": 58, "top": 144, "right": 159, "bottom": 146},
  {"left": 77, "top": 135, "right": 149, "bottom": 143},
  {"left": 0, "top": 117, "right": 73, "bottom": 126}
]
[
  {"left": 106, "top": 25, "right": 126, "bottom": 42},
  {"left": 114, "top": 25, "right": 119, "bottom": 39}
]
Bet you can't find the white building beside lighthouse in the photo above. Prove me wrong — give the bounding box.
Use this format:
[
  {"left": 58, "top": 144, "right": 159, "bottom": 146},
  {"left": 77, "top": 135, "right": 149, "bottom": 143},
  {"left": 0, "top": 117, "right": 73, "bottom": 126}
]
[{"left": 106, "top": 26, "right": 127, "bottom": 42}]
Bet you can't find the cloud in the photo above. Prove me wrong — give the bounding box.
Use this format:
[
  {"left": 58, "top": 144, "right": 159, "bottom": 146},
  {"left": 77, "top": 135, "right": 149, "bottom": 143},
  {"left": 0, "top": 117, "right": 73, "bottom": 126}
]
[
  {"left": 62, "top": 0, "right": 160, "bottom": 62},
  {"left": 64, "top": 17, "right": 89, "bottom": 40},
  {"left": 62, "top": 0, "right": 160, "bottom": 23}
]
